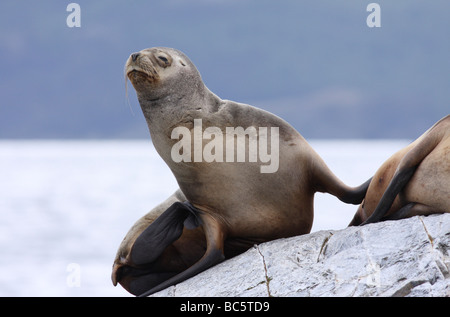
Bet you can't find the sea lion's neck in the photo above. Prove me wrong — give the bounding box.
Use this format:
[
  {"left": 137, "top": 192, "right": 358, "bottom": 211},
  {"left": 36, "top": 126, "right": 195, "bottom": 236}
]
[
  {"left": 138, "top": 87, "right": 222, "bottom": 161},
  {"left": 139, "top": 87, "right": 221, "bottom": 132}
]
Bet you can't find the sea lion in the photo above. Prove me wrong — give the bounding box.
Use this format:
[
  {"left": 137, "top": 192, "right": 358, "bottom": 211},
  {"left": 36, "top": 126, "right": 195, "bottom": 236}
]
[
  {"left": 113, "top": 47, "right": 371, "bottom": 296},
  {"left": 112, "top": 189, "right": 205, "bottom": 295},
  {"left": 112, "top": 189, "right": 266, "bottom": 295},
  {"left": 349, "top": 115, "right": 450, "bottom": 226}
]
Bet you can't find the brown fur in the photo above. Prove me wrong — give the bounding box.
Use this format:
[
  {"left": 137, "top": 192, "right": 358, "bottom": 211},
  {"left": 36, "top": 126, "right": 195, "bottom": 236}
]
[
  {"left": 350, "top": 115, "right": 450, "bottom": 226},
  {"left": 113, "top": 47, "right": 371, "bottom": 296}
]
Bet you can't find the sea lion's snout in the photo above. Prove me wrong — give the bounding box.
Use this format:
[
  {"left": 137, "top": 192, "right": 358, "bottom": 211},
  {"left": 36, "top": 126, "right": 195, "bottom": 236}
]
[
  {"left": 125, "top": 50, "right": 161, "bottom": 87},
  {"left": 131, "top": 52, "right": 140, "bottom": 62},
  {"left": 111, "top": 255, "right": 131, "bottom": 287},
  {"left": 111, "top": 257, "right": 156, "bottom": 294},
  {"left": 111, "top": 262, "right": 122, "bottom": 286},
  {"left": 112, "top": 260, "right": 179, "bottom": 296}
]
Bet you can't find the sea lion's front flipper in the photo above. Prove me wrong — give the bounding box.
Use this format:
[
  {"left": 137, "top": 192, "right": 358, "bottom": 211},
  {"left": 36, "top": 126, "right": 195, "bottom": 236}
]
[
  {"left": 138, "top": 212, "right": 226, "bottom": 297},
  {"left": 130, "top": 201, "right": 200, "bottom": 266}
]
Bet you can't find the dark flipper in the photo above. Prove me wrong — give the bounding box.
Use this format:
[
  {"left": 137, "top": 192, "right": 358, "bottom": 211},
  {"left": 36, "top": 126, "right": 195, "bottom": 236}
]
[
  {"left": 138, "top": 212, "right": 226, "bottom": 297},
  {"left": 130, "top": 201, "right": 201, "bottom": 266},
  {"left": 361, "top": 166, "right": 417, "bottom": 225},
  {"left": 360, "top": 122, "right": 444, "bottom": 225},
  {"left": 138, "top": 248, "right": 224, "bottom": 297},
  {"left": 338, "top": 177, "right": 373, "bottom": 205},
  {"left": 382, "top": 202, "right": 444, "bottom": 221}
]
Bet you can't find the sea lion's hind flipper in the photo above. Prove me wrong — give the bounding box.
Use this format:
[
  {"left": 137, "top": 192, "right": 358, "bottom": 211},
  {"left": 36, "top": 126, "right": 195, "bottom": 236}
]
[
  {"left": 382, "top": 203, "right": 445, "bottom": 221},
  {"left": 361, "top": 166, "right": 417, "bottom": 225},
  {"left": 339, "top": 177, "right": 372, "bottom": 205},
  {"left": 130, "top": 202, "right": 200, "bottom": 266},
  {"left": 311, "top": 152, "right": 372, "bottom": 205},
  {"left": 361, "top": 124, "right": 444, "bottom": 225}
]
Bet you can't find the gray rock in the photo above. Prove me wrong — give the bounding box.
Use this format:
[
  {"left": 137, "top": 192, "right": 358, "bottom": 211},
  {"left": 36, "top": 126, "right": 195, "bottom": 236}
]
[{"left": 152, "top": 214, "right": 450, "bottom": 297}]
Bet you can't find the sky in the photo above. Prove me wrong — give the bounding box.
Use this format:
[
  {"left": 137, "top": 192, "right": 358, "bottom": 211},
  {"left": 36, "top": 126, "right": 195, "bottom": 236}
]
[{"left": 0, "top": 1, "right": 448, "bottom": 139}]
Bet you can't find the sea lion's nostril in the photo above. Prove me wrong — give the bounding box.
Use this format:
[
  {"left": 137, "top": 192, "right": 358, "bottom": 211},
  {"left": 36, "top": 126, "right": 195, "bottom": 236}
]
[{"left": 131, "top": 53, "right": 140, "bottom": 62}]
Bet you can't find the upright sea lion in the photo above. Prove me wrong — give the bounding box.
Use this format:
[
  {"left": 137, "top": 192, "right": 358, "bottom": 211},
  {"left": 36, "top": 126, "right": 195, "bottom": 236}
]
[
  {"left": 113, "top": 47, "right": 371, "bottom": 296},
  {"left": 349, "top": 115, "right": 450, "bottom": 226}
]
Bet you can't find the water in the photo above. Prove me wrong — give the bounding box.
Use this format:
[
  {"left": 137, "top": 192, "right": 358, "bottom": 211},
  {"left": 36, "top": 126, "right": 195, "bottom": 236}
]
[{"left": 0, "top": 139, "right": 409, "bottom": 296}]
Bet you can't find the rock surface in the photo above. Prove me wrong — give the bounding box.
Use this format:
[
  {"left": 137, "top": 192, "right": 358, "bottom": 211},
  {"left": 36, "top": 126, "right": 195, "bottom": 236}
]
[{"left": 152, "top": 214, "right": 450, "bottom": 297}]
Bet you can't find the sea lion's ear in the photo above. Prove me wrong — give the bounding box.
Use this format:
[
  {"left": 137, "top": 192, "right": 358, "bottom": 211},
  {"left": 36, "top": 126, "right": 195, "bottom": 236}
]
[{"left": 130, "top": 202, "right": 199, "bottom": 266}]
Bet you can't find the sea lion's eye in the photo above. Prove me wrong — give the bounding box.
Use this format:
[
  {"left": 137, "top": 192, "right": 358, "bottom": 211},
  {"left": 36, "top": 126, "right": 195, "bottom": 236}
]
[
  {"left": 156, "top": 55, "right": 171, "bottom": 68},
  {"left": 158, "top": 56, "right": 169, "bottom": 63}
]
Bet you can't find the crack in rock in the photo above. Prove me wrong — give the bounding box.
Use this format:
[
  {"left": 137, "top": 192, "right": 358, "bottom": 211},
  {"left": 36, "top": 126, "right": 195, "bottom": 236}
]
[
  {"left": 152, "top": 214, "right": 450, "bottom": 297},
  {"left": 317, "top": 233, "right": 333, "bottom": 262},
  {"left": 419, "top": 217, "right": 434, "bottom": 247},
  {"left": 255, "top": 245, "right": 272, "bottom": 297},
  {"left": 419, "top": 216, "right": 450, "bottom": 279},
  {"left": 390, "top": 279, "right": 429, "bottom": 297}
]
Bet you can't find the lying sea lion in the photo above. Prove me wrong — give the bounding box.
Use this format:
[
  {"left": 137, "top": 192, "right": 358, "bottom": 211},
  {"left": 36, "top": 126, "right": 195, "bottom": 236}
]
[{"left": 350, "top": 115, "right": 449, "bottom": 226}]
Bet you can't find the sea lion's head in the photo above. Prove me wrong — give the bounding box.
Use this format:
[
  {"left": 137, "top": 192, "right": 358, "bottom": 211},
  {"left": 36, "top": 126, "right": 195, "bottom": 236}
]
[
  {"left": 111, "top": 212, "right": 173, "bottom": 296},
  {"left": 111, "top": 197, "right": 206, "bottom": 296},
  {"left": 112, "top": 219, "right": 206, "bottom": 296},
  {"left": 125, "top": 47, "right": 204, "bottom": 104}
]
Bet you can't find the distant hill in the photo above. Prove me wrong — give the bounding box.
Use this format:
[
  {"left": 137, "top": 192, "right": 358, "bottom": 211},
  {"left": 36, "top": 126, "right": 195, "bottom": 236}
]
[{"left": 0, "top": 0, "right": 448, "bottom": 139}]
